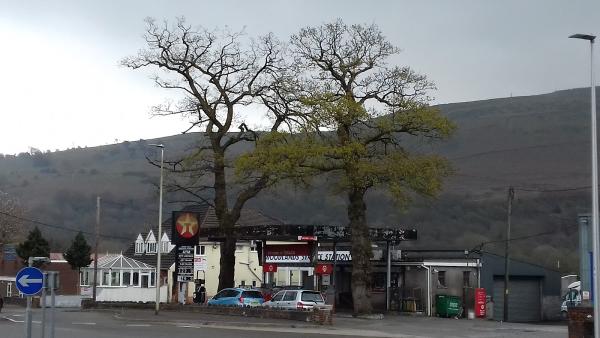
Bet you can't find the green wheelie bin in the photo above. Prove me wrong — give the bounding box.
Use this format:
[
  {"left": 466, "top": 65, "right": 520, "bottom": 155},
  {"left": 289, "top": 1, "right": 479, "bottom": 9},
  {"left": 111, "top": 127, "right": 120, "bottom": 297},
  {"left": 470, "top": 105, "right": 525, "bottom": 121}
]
[{"left": 435, "top": 295, "right": 461, "bottom": 318}]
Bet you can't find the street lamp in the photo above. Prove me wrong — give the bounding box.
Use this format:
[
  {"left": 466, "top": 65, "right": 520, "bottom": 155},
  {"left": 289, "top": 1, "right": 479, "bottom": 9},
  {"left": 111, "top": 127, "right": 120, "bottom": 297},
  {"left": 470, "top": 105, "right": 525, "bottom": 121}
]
[
  {"left": 149, "top": 143, "right": 164, "bottom": 315},
  {"left": 570, "top": 33, "right": 598, "bottom": 335}
]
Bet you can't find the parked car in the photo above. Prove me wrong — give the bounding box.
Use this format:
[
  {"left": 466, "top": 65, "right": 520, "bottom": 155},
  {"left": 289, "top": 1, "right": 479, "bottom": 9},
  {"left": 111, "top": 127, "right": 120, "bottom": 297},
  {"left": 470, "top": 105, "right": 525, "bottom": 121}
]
[
  {"left": 207, "top": 288, "right": 265, "bottom": 307},
  {"left": 262, "top": 289, "right": 325, "bottom": 311}
]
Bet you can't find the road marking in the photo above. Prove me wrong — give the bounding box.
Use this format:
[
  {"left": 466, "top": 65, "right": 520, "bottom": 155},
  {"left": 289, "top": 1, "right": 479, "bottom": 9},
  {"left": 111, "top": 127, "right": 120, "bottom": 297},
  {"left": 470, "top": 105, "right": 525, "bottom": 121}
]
[
  {"left": 126, "top": 324, "right": 151, "bottom": 327},
  {"left": 2, "top": 317, "right": 24, "bottom": 323},
  {"left": 72, "top": 322, "right": 97, "bottom": 325}
]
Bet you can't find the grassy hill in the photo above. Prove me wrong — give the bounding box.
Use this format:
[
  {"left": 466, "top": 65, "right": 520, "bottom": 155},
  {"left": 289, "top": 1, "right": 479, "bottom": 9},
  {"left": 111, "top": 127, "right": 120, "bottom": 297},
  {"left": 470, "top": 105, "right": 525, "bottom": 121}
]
[{"left": 0, "top": 87, "right": 595, "bottom": 273}]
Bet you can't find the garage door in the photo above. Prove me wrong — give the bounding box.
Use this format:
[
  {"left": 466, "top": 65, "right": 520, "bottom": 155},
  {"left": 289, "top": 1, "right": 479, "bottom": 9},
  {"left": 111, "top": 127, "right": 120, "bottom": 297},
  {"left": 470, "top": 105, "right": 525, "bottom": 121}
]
[{"left": 493, "top": 277, "right": 541, "bottom": 322}]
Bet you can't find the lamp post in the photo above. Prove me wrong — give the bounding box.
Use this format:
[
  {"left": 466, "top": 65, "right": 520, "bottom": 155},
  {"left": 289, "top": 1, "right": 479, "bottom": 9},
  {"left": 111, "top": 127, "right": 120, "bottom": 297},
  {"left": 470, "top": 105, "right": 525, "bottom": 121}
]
[
  {"left": 149, "top": 143, "right": 164, "bottom": 315},
  {"left": 570, "top": 33, "right": 598, "bottom": 336}
]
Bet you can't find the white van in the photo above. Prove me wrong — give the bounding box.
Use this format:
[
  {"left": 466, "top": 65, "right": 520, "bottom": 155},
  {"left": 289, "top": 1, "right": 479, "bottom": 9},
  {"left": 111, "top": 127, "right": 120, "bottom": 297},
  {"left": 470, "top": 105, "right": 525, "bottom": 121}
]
[{"left": 561, "top": 281, "right": 581, "bottom": 319}]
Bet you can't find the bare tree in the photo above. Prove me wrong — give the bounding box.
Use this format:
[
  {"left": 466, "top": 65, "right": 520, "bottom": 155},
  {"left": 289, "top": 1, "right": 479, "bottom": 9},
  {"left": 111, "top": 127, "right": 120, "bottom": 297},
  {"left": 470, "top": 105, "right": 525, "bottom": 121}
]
[
  {"left": 122, "top": 18, "right": 297, "bottom": 289},
  {"left": 0, "top": 191, "right": 26, "bottom": 250}
]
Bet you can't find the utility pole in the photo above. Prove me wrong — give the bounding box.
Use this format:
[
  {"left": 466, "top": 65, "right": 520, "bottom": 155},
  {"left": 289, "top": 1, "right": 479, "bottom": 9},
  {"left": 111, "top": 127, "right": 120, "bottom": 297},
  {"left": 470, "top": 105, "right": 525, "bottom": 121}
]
[
  {"left": 503, "top": 186, "right": 514, "bottom": 322},
  {"left": 92, "top": 196, "right": 100, "bottom": 302}
]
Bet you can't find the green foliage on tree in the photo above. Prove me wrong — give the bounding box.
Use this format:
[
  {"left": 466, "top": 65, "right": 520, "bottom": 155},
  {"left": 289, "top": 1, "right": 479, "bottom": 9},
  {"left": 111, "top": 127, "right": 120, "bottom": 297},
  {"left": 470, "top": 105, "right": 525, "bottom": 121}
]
[
  {"left": 64, "top": 231, "right": 92, "bottom": 271},
  {"left": 16, "top": 227, "right": 50, "bottom": 266},
  {"left": 237, "top": 20, "right": 455, "bottom": 315}
]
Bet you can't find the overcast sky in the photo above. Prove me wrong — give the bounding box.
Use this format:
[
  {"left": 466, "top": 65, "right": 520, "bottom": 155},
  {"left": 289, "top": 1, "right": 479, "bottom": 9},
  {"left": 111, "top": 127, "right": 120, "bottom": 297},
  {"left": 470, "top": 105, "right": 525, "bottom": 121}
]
[{"left": 0, "top": 0, "right": 598, "bottom": 155}]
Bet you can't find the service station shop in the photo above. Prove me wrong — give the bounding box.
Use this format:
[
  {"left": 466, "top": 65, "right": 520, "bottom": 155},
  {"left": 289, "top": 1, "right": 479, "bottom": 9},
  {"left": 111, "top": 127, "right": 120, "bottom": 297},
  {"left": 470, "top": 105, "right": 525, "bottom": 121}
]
[{"left": 199, "top": 224, "right": 418, "bottom": 311}]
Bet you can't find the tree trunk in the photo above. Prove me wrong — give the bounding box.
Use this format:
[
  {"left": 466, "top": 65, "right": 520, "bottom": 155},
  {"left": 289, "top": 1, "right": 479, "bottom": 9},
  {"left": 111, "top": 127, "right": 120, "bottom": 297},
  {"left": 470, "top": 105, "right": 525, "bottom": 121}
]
[
  {"left": 212, "top": 146, "right": 237, "bottom": 291},
  {"left": 218, "top": 230, "right": 236, "bottom": 290},
  {"left": 348, "top": 186, "right": 373, "bottom": 315}
]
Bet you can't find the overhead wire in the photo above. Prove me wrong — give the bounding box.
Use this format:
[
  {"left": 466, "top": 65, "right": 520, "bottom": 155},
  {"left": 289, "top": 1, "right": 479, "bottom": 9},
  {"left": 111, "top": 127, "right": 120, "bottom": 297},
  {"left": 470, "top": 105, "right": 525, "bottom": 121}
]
[{"left": 0, "top": 210, "right": 132, "bottom": 241}]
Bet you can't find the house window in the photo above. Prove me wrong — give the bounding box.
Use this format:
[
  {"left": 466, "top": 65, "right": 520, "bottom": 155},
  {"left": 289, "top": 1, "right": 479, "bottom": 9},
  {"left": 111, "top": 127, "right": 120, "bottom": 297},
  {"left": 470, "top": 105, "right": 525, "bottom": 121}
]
[
  {"left": 132, "top": 272, "right": 139, "bottom": 286},
  {"left": 111, "top": 271, "right": 120, "bottom": 286},
  {"left": 147, "top": 242, "right": 157, "bottom": 254},
  {"left": 463, "top": 271, "right": 471, "bottom": 287},
  {"left": 7, "top": 282, "right": 12, "bottom": 296},
  {"left": 196, "top": 245, "right": 206, "bottom": 256},
  {"left": 80, "top": 271, "right": 90, "bottom": 286},
  {"left": 252, "top": 280, "right": 257, "bottom": 287},
  {"left": 150, "top": 272, "right": 155, "bottom": 287},
  {"left": 437, "top": 271, "right": 446, "bottom": 288},
  {"left": 250, "top": 241, "right": 257, "bottom": 252},
  {"left": 123, "top": 271, "right": 132, "bottom": 286},
  {"left": 161, "top": 241, "right": 170, "bottom": 253},
  {"left": 135, "top": 241, "right": 145, "bottom": 254},
  {"left": 102, "top": 271, "right": 110, "bottom": 286}
]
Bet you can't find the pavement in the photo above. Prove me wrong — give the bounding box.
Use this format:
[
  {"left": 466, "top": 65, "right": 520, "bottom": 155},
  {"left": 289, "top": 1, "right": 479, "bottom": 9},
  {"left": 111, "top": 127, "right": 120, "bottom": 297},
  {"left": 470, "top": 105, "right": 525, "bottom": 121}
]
[{"left": 0, "top": 304, "right": 568, "bottom": 337}]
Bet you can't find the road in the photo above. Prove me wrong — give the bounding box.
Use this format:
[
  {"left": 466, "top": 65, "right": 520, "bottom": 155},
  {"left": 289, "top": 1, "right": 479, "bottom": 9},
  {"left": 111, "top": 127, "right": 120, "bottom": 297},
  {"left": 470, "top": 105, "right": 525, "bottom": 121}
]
[
  {"left": 0, "top": 305, "right": 567, "bottom": 338},
  {"left": 0, "top": 307, "right": 351, "bottom": 338}
]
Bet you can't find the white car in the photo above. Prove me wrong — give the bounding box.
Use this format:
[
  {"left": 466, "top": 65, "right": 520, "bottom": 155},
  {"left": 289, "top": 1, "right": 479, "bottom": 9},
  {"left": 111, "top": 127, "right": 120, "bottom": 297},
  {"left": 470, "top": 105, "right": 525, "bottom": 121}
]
[{"left": 263, "top": 289, "right": 325, "bottom": 311}]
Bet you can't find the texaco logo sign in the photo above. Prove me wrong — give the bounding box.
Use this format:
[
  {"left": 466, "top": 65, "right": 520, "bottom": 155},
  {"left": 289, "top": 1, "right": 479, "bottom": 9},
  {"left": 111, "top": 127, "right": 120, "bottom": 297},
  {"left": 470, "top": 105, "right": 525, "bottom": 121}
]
[{"left": 175, "top": 212, "right": 199, "bottom": 239}]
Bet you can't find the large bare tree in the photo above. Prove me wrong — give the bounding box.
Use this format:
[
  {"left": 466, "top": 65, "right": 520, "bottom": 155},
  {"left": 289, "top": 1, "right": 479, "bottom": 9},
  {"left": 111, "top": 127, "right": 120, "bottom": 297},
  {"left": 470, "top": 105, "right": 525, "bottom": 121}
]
[
  {"left": 238, "top": 20, "right": 455, "bottom": 314},
  {"left": 122, "top": 18, "right": 299, "bottom": 289}
]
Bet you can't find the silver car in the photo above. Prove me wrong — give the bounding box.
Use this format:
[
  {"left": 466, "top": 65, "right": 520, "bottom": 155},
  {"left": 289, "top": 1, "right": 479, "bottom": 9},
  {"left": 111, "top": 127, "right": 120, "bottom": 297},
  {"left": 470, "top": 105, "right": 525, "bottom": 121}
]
[{"left": 263, "top": 289, "right": 325, "bottom": 311}]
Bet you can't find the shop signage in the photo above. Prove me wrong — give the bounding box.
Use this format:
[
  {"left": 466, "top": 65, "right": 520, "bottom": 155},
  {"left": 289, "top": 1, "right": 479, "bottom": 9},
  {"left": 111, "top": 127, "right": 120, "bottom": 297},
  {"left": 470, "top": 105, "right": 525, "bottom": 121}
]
[
  {"left": 265, "top": 244, "right": 311, "bottom": 263},
  {"left": 317, "top": 251, "right": 351, "bottom": 261},
  {"left": 262, "top": 263, "right": 278, "bottom": 273},
  {"left": 297, "top": 235, "right": 317, "bottom": 241},
  {"left": 194, "top": 256, "right": 207, "bottom": 272},
  {"left": 177, "top": 245, "right": 195, "bottom": 282},
  {"left": 315, "top": 263, "right": 333, "bottom": 275},
  {"left": 172, "top": 211, "right": 202, "bottom": 283},
  {"left": 475, "top": 288, "right": 486, "bottom": 318}
]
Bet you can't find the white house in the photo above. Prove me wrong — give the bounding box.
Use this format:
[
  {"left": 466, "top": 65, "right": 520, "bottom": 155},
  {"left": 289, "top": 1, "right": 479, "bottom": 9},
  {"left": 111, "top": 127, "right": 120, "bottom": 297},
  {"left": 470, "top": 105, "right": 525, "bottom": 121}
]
[{"left": 80, "top": 254, "right": 167, "bottom": 302}]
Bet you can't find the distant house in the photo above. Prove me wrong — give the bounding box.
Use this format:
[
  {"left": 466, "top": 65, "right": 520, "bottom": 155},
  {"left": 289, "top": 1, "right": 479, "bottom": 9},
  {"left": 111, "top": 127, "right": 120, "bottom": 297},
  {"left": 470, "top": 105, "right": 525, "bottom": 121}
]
[
  {"left": 0, "top": 251, "right": 80, "bottom": 297},
  {"left": 80, "top": 254, "right": 163, "bottom": 302},
  {"left": 122, "top": 204, "right": 283, "bottom": 303}
]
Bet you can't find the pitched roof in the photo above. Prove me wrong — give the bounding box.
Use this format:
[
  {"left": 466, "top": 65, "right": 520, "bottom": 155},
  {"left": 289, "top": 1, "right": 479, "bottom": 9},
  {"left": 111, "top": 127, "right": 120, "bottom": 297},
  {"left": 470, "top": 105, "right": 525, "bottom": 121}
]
[{"left": 93, "top": 254, "right": 154, "bottom": 270}]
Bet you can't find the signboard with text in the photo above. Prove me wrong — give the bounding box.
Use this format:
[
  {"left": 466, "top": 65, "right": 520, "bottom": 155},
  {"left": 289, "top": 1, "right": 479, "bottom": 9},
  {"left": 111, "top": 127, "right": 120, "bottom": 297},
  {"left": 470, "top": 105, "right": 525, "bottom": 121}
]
[
  {"left": 317, "top": 251, "right": 351, "bottom": 261},
  {"left": 194, "top": 256, "right": 207, "bottom": 272},
  {"left": 265, "top": 244, "right": 311, "bottom": 263},
  {"left": 177, "top": 246, "right": 194, "bottom": 282},
  {"left": 172, "top": 211, "right": 202, "bottom": 283}
]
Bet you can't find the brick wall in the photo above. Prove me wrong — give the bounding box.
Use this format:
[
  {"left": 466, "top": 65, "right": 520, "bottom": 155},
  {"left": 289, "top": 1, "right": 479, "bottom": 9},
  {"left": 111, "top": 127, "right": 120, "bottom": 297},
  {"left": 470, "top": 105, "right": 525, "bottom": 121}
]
[
  {"left": 568, "top": 306, "right": 593, "bottom": 338},
  {"left": 0, "top": 258, "right": 79, "bottom": 295}
]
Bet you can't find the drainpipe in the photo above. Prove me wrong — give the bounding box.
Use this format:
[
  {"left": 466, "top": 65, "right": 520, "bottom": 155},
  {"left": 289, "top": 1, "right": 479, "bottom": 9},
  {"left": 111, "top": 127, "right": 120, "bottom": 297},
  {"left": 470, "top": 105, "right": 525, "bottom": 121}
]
[
  {"left": 420, "top": 264, "right": 431, "bottom": 316},
  {"left": 477, "top": 258, "right": 481, "bottom": 288}
]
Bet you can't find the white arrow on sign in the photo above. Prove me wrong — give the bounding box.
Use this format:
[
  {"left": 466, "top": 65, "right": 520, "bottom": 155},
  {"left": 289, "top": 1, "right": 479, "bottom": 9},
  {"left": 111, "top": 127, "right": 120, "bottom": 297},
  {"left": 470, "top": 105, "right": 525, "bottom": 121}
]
[{"left": 18, "top": 274, "right": 43, "bottom": 287}]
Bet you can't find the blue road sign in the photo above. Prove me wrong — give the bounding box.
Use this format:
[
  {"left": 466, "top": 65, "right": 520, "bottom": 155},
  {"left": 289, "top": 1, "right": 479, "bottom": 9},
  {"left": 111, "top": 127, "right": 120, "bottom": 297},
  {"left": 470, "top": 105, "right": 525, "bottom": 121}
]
[{"left": 16, "top": 267, "right": 44, "bottom": 295}]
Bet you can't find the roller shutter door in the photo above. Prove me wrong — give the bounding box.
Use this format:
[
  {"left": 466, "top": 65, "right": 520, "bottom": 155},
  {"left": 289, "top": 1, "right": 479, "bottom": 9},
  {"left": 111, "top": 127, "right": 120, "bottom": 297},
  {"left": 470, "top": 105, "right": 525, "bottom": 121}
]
[{"left": 493, "top": 277, "right": 541, "bottom": 322}]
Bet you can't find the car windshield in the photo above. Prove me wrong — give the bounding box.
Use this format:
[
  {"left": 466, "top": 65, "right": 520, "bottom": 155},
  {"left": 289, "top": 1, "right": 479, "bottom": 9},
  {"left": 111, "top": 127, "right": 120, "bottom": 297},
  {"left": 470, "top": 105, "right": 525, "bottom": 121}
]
[
  {"left": 301, "top": 292, "right": 324, "bottom": 302},
  {"left": 241, "top": 291, "right": 263, "bottom": 298}
]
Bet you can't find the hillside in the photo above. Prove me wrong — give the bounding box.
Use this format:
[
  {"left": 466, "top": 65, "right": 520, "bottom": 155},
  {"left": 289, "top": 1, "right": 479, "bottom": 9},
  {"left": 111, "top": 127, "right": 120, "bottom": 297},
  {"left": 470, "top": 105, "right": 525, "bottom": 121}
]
[{"left": 0, "top": 87, "right": 595, "bottom": 273}]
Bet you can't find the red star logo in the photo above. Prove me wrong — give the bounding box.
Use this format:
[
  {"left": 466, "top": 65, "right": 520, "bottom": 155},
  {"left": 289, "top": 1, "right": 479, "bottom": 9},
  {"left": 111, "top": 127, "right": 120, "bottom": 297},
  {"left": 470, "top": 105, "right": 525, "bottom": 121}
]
[{"left": 175, "top": 213, "right": 199, "bottom": 239}]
